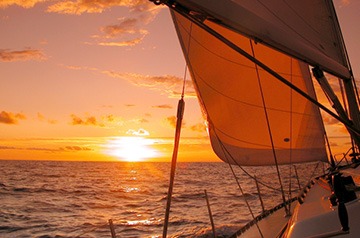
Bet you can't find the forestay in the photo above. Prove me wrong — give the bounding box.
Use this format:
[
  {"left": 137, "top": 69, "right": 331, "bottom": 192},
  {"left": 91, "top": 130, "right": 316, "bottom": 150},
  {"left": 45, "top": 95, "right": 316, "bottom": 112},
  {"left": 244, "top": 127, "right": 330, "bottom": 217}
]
[{"left": 171, "top": 10, "right": 328, "bottom": 166}]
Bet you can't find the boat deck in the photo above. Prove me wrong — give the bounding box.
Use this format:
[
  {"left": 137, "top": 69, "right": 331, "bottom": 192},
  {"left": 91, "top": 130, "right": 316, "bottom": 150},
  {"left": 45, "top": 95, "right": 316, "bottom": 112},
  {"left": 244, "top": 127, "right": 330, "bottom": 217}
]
[
  {"left": 233, "top": 165, "right": 360, "bottom": 238},
  {"left": 231, "top": 199, "right": 296, "bottom": 238}
]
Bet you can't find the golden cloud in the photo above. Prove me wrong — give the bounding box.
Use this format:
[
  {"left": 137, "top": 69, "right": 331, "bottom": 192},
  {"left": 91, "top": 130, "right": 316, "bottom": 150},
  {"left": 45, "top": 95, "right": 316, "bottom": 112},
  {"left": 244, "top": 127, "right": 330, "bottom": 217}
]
[
  {"left": 103, "top": 71, "right": 196, "bottom": 98},
  {"left": 126, "top": 128, "right": 150, "bottom": 136},
  {"left": 0, "top": 0, "right": 45, "bottom": 9},
  {"left": 46, "top": 0, "right": 150, "bottom": 15},
  {"left": 0, "top": 111, "right": 26, "bottom": 124},
  {"left": 101, "top": 18, "right": 139, "bottom": 38},
  {"left": 64, "top": 146, "right": 92, "bottom": 151},
  {"left": 0, "top": 49, "right": 46, "bottom": 62},
  {"left": 165, "top": 115, "right": 186, "bottom": 128},
  {"left": 70, "top": 114, "right": 104, "bottom": 127},
  {"left": 190, "top": 123, "right": 206, "bottom": 133},
  {"left": 98, "top": 37, "right": 144, "bottom": 47},
  {"left": 96, "top": 16, "right": 151, "bottom": 47},
  {"left": 0, "top": 145, "right": 17, "bottom": 150},
  {"left": 37, "top": 113, "right": 57, "bottom": 124},
  {"left": 70, "top": 113, "right": 125, "bottom": 127},
  {"left": 152, "top": 104, "right": 173, "bottom": 109}
]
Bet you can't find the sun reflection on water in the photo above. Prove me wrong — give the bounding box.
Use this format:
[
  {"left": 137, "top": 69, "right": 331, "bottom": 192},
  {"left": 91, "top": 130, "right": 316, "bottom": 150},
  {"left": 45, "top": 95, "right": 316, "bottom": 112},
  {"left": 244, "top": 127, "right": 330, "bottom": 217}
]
[
  {"left": 123, "top": 187, "right": 139, "bottom": 193},
  {"left": 125, "top": 218, "right": 162, "bottom": 226}
]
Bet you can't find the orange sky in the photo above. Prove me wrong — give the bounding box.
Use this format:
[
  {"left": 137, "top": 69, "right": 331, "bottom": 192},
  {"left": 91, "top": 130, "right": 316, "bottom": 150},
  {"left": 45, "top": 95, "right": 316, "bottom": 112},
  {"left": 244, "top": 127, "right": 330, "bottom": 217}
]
[{"left": 0, "top": 0, "right": 359, "bottom": 162}]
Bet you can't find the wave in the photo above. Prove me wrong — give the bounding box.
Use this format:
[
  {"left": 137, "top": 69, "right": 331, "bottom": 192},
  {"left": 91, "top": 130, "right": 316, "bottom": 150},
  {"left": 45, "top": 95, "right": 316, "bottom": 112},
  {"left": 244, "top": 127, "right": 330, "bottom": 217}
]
[{"left": 0, "top": 160, "right": 321, "bottom": 237}]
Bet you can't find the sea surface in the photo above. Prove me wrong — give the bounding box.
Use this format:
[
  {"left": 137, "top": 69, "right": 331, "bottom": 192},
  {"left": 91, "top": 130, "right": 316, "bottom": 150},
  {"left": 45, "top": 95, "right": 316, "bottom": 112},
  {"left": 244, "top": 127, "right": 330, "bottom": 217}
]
[{"left": 0, "top": 160, "right": 324, "bottom": 237}]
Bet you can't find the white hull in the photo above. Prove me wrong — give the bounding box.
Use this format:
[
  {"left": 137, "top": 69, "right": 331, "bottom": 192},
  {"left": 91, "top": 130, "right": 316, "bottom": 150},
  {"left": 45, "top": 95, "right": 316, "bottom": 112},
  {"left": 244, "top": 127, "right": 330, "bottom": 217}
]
[{"left": 235, "top": 165, "right": 360, "bottom": 237}]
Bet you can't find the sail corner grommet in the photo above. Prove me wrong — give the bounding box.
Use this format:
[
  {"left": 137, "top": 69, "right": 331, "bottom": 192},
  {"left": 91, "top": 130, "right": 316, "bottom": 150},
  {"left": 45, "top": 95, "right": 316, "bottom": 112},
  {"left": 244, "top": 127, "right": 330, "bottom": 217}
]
[{"left": 149, "top": 0, "right": 164, "bottom": 5}]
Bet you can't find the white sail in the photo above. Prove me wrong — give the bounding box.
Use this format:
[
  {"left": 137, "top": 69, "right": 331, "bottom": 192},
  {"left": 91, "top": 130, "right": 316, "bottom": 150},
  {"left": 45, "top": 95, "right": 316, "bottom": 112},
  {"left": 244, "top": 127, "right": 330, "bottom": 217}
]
[
  {"left": 175, "top": 0, "right": 351, "bottom": 80},
  {"left": 172, "top": 11, "right": 327, "bottom": 166}
]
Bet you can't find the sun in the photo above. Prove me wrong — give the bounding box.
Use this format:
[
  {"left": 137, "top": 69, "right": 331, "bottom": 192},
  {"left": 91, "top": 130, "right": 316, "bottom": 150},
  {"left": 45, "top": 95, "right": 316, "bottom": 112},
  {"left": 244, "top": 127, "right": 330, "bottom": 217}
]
[{"left": 106, "top": 136, "right": 159, "bottom": 162}]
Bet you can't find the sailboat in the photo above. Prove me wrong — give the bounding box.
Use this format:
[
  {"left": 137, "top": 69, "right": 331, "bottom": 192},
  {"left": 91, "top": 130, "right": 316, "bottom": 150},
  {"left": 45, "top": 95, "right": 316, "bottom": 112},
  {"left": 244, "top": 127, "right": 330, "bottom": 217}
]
[{"left": 149, "top": 0, "right": 360, "bottom": 237}]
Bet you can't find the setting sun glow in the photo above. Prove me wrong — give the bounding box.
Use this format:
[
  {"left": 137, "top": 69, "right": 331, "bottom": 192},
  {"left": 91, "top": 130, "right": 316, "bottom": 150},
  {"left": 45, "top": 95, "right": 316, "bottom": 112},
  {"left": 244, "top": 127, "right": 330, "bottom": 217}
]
[{"left": 105, "top": 137, "right": 160, "bottom": 162}]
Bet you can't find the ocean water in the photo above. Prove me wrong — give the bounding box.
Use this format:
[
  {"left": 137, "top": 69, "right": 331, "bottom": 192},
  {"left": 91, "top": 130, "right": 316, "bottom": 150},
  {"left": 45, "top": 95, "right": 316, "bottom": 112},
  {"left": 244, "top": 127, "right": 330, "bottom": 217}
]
[{"left": 0, "top": 160, "right": 324, "bottom": 237}]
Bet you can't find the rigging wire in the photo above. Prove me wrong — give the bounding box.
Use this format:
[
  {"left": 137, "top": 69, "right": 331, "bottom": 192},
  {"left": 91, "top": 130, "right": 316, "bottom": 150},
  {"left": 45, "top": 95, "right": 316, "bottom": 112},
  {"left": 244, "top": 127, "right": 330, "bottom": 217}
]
[
  {"left": 336, "top": 77, "right": 359, "bottom": 160},
  {"left": 171, "top": 2, "right": 360, "bottom": 137},
  {"left": 175, "top": 11, "right": 303, "bottom": 193},
  {"left": 227, "top": 162, "right": 264, "bottom": 238},
  {"left": 309, "top": 161, "right": 321, "bottom": 181},
  {"left": 212, "top": 125, "right": 264, "bottom": 237},
  {"left": 173, "top": 10, "right": 286, "bottom": 211},
  {"left": 324, "top": 130, "right": 336, "bottom": 168},
  {"left": 249, "top": 39, "right": 290, "bottom": 215},
  {"left": 177, "top": 12, "right": 299, "bottom": 194},
  {"left": 339, "top": 78, "right": 349, "bottom": 115},
  {"left": 287, "top": 58, "right": 293, "bottom": 212}
]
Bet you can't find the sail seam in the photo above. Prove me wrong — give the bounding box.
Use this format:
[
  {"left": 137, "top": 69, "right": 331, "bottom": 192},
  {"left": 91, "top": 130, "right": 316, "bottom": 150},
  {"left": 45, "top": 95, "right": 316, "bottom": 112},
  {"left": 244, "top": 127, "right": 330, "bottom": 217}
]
[
  {"left": 192, "top": 70, "right": 314, "bottom": 114},
  {"left": 176, "top": 16, "right": 305, "bottom": 77}
]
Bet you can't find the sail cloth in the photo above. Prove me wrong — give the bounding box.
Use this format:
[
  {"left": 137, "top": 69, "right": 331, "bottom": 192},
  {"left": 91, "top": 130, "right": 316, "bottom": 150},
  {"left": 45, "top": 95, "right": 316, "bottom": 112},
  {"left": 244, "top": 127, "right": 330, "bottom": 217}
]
[
  {"left": 171, "top": 10, "right": 328, "bottom": 165},
  {"left": 174, "top": 0, "right": 351, "bottom": 80}
]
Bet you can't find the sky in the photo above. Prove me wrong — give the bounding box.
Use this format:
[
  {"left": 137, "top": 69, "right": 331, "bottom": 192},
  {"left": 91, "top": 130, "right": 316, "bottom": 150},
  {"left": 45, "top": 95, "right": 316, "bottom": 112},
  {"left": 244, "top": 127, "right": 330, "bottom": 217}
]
[{"left": 0, "top": 0, "right": 359, "bottom": 162}]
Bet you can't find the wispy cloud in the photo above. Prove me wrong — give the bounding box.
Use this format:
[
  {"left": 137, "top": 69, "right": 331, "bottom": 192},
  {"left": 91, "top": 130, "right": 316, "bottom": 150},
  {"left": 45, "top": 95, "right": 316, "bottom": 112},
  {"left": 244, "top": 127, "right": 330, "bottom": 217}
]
[
  {"left": 101, "top": 18, "right": 142, "bottom": 38},
  {"left": 152, "top": 104, "right": 173, "bottom": 109},
  {"left": 103, "top": 71, "right": 196, "bottom": 98},
  {"left": 136, "top": 118, "right": 149, "bottom": 123},
  {"left": 105, "top": 114, "right": 115, "bottom": 122},
  {"left": 0, "top": 144, "right": 91, "bottom": 153},
  {"left": 165, "top": 115, "right": 186, "bottom": 128},
  {"left": 46, "top": 0, "right": 161, "bottom": 47},
  {"left": 98, "top": 37, "right": 144, "bottom": 47},
  {"left": 46, "top": 0, "right": 156, "bottom": 15},
  {"left": 70, "top": 114, "right": 104, "bottom": 127},
  {"left": 70, "top": 114, "right": 123, "bottom": 127},
  {"left": 95, "top": 16, "right": 150, "bottom": 46},
  {"left": 2, "top": 1, "right": 162, "bottom": 48},
  {"left": 63, "top": 64, "right": 98, "bottom": 71},
  {"left": 95, "top": 18, "right": 149, "bottom": 47},
  {"left": 37, "top": 113, "right": 57, "bottom": 124},
  {"left": 0, "top": 145, "right": 17, "bottom": 150},
  {"left": 190, "top": 123, "right": 206, "bottom": 133},
  {"left": 25, "top": 145, "right": 93, "bottom": 152},
  {"left": 0, "top": 49, "right": 46, "bottom": 62},
  {"left": 0, "top": 0, "right": 44, "bottom": 9},
  {"left": 63, "top": 146, "right": 92, "bottom": 151},
  {"left": 126, "top": 128, "right": 150, "bottom": 136},
  {"left": 166, "top": 116, "right": 176, "bottom": 128},
  {"left": 26, "top": 147, "right": 62, "bottom": 152},
  {"left": 64, "top": 64, "right": 196, "bottom": 98},
  {"left": 0, "top": 111, "right": 26, "bottom": 125}
]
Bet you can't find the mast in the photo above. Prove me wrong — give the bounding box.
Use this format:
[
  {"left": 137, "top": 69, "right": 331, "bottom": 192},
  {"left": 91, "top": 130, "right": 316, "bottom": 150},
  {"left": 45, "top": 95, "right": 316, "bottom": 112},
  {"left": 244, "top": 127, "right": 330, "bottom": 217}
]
[
  {"left": 318, "top": 1, "right": 360, "bottom": 151},
  {"left": 312, "top": 67, "right": 360, "bottom": 149}
]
